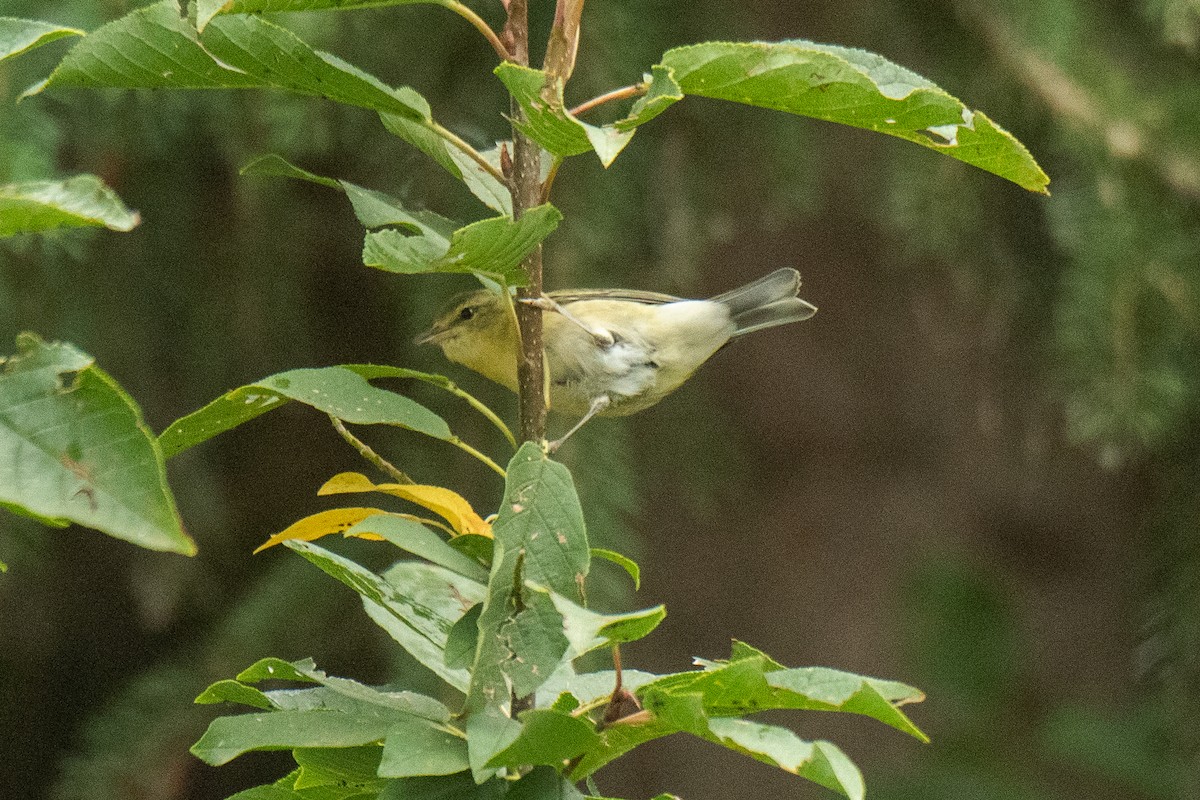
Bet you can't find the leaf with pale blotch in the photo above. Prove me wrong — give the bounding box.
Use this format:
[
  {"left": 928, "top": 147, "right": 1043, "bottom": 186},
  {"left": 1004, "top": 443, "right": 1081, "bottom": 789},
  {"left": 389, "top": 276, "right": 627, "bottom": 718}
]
[
  {"left": 532, "top": 585, "right": 664, "bottom": 659},
  {"left": 252, "top": 507, "right": 388, "bottom": 553},
  {"left": 362, "top": 204, "right": 562, "bottom": 286},
  {"left": 0, "top": 18, "right": 83, "bottom": 63},
  {"left": 0, "top": 176, "right": 139, "bottom": 237},
  {"left": 159, "top": 366, "right": 450, "bottom": 458},
  {"left": 0, "top": 334, "right": 192, "bottom": 554},
  {"left": 655, "top": 40, "right": 1049, "bottom": 193},
  {"left": 495, "top": 63, "right": 634, "bottom": 167},
  {"left": 319, "top": 472, "right": 491, "bottom": 537}
]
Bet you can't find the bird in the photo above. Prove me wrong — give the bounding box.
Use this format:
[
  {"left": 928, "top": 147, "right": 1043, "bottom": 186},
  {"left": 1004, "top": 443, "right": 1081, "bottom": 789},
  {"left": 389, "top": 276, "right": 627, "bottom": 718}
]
[{"left": 414, "top": 267, "right": 816, "bottom": 448}]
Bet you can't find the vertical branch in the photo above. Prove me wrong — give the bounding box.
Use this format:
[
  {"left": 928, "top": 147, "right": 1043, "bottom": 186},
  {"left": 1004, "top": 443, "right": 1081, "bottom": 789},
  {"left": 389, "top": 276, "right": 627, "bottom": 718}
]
[{"left": 505, "top": 0, "right": 548, "bottom": 447}]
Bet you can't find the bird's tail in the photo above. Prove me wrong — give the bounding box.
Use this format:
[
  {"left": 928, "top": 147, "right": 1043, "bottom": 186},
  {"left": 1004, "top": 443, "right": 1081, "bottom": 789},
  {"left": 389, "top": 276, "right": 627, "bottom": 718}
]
[{"left": 710, "top": 267, "right": 817, "bottom": 336}]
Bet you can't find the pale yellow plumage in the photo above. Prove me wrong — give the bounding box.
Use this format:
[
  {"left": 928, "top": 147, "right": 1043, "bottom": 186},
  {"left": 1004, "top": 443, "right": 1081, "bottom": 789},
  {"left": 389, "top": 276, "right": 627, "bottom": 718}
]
[{"left": 415, "top": 268, "right": 816, "bottom": 434}]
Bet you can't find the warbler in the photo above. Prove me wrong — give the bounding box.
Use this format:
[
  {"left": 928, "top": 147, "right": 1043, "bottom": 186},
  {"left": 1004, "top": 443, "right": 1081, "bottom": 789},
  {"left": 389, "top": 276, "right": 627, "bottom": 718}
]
[{"left": 415, "top": 268, "right": 816, "bottom": 445}]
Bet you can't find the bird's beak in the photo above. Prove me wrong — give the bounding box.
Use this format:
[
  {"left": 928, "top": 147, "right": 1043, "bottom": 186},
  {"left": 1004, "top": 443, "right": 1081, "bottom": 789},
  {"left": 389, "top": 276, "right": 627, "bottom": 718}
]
[{"left": 413, "top": 324, "right": 449, "bottom": 346}]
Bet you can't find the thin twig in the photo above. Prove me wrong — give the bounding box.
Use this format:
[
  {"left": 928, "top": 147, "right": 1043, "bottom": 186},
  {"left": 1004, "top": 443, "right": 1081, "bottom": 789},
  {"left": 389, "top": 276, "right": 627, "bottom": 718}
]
[
  {"left": 441, "top": 380, "right": 518, "bottom": 449},
  {"left": 329, "top": 415, "right": 415, "bottom": 484},
  {"left": 449, "top": 436, "right": 508, "bottom": 478},
  {"left": 442, "top": 0, "right": 512, "bottom": 61},
  {"left": 427, "top": 121, "right": 509, "bottom": 186},
  {"left": 569, "top": 83, "right": 647, "bottom": 118}
]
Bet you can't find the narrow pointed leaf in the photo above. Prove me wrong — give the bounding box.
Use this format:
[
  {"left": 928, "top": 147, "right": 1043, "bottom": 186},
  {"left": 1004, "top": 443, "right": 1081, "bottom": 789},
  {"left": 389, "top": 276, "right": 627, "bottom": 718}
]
[
  {"left": 362, "top": 204, "right": 562, "bottom": 285},
  {"left": 0, "top": 334, "right": 193, "bottom": 554},
  {"left": 0, "top": 176, "right": 139, "bottom": 237},
  {"left": 319, "top": 472, "right": 492, "bottom": 537},
  {"left": 657, "top": 40, "right": 1049, "bottom": 193},
  {"left": 159, "top": 366, "right": 451, "bottom": 458},
  {"left": 254, "top": 507, "right": 388, "bottom": 553},
  {"left": 0, "top": 18, "right": 83, "bottom": 63}
]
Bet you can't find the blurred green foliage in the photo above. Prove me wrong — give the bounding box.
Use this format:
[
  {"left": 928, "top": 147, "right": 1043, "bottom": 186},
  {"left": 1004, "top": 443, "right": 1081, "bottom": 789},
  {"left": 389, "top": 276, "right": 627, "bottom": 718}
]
[{"left": 2, "top": 1, "right": 1198, "bottom": 799}]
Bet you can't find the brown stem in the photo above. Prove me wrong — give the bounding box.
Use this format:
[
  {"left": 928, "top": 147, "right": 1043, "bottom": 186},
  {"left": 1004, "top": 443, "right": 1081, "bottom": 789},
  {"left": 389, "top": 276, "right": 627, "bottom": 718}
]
[
  {"left": 569, "top": 83, "right": 647, "bottom": 118},
  {"left": 505, "top": 0, "right": 547, "bottom": 448}
]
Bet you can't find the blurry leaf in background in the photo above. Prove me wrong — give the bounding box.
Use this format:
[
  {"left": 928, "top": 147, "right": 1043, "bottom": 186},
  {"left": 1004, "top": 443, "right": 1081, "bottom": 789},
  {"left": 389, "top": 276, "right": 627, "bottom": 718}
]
[
  {"left": 0, "top": 17, "right": 82, "bottom": 63},
  {"left": 0, "top": 175, "right": 139, "bottom": 237},
  {"left": 0, "top": 333, "right": 193, "bottom": 554}
]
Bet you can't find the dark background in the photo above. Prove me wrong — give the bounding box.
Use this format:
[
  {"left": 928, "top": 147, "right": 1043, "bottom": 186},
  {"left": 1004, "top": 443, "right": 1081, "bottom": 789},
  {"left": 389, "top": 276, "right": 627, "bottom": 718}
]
[{"left": 2, "top": 1, "right": 1198, "bottom": 798}]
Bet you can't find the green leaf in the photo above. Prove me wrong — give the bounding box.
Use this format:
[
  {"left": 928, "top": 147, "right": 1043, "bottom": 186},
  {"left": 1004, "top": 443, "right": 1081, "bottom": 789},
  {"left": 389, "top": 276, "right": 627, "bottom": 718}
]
[
  {"left": 444, "top": 603, "right": 482, "bottom": 671},
  {"left": 485, "top": 709, "right": 600, "bottom": 770},
  {"left": 492, "top": 444, "right": 590, "bottom": 601},
  {"left": 701, "top": 718, "right": 865, "bottom": 800},
  {"left": 0, "top": 176, "right": 140, "bottom": 237},
  {"left": 347, "top": 514, "right": 489, "bottom": 583},
  {"left": 563, "top": 644, "right": 926, "bottom": 780},
  {"left": 293, "top": 746, "right": 388, "bottom": 796},
  {"left": 239, "top": 153, "right": 342, "bottom": 189},
  {"left": 377, "top": 771, "right": 507, "bottom": 800},
  {"left": 0, "top": 334, "right": 193, "bottom": 554},
  {"left": 158, "top": 366, "right": 450, "bottom": 458},
  {"left": 291, "top": 545, "right": 487, "bottom": 692},
  {"left": 0, "top": 18, "right": 83, "bottom": 63},
  {"left": 495, "top": 63, "right": 635, "bottom": 167},
  {"left": 590, "top": 548, "right": 640, "bottom": 590},
  {"left": 43, "top": 2, "right": 427, "bottom": 120},
  {"left": 537, "top": 587, "right": 664, "bottom": 659},
  {"left": 236, "top": 657, "right": 322, "bottom": 684},
  {"left": 194, "top": 679, "right": 274, "bottom": 709},
  {"left": 192, "top": 657, "right": 458, "bottom": 766},
  {"left": 614, "top": 65, "right": 683, "bottom": 131},
  {"left": 537, "top": 669, "right": 660, "bottom": 710},
  {"left": 463, "top": 444, "right": 590, "bottom": 777},
  {"left": 362, "top": 204, "right": 562, "bottom": 286},
  {"left": 657, "top": 40, "right": 1050, "bottom": 194},
  {"left": 196, "top": 0, "right": 449, "bottom": 32},
  {"left": 191, "top": 710, "right": 396, "bottom": 766},
  {"left": 379, "top": 715, "right": 470, "bottom": 777},
  {"left": 380, "top": 115, "right": 512, "bottom": 214}
]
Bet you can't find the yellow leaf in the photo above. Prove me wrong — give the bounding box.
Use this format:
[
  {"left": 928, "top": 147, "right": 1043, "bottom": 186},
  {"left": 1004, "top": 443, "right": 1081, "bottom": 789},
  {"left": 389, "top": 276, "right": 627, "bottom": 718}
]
[
  {"left": 254, "top": 507, "right": 388, "bottom": 553},
  {"left": 317, "top": 472, "right": 492, "bottom": 538}
]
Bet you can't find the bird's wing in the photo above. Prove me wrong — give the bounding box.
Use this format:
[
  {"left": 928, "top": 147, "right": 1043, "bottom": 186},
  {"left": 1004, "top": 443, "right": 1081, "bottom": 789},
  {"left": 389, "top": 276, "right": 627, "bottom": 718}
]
[{"left": 547, "top": 287, "right": 684, "bottom": 305}]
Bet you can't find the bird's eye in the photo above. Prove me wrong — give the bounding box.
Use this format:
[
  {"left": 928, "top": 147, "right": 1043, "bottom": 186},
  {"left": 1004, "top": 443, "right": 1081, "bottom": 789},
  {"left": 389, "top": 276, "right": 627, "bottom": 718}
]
[{"left": 459, "top": 306, "right": 475, "bottom": 321}]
